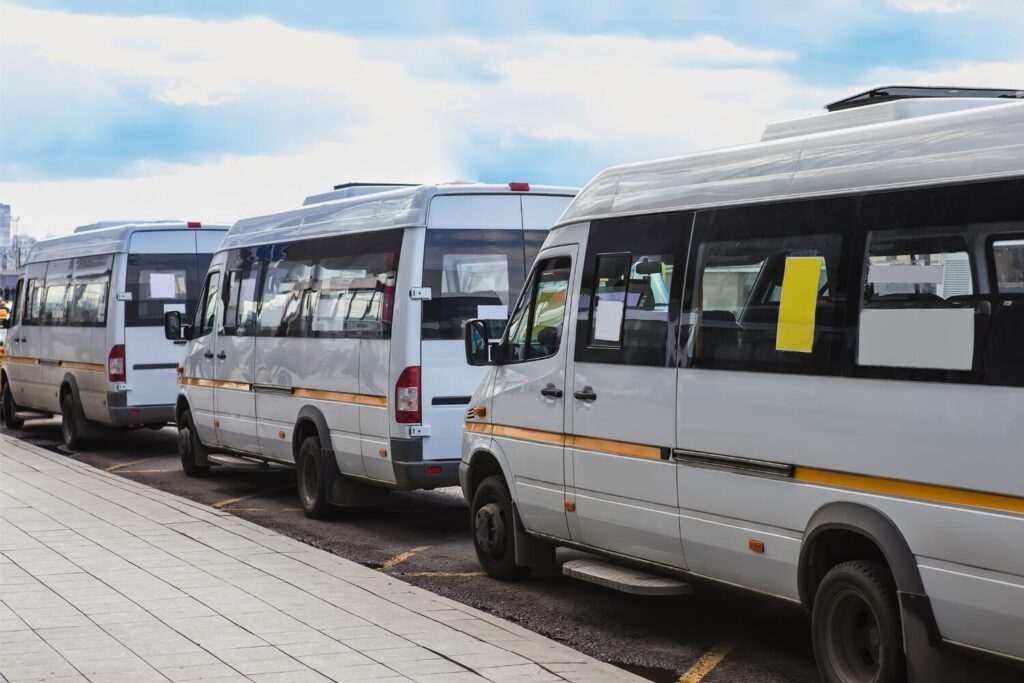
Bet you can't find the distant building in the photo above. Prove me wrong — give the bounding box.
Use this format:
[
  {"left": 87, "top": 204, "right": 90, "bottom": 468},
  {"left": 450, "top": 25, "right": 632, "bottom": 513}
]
[{"left": 0, "top": 204, "right": 10, "bottom": 271}]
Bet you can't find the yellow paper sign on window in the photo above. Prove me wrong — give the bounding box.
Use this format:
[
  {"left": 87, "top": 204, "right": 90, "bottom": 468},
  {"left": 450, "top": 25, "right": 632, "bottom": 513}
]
[{"left": 776, "top": 256, "right": 823, "bottom": 353}]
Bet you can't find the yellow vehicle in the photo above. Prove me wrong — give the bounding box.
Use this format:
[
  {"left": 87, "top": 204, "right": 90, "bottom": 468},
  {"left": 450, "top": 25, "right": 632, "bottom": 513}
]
[{"left": 0, "top": 306, "right": 8, "bottom": 362}]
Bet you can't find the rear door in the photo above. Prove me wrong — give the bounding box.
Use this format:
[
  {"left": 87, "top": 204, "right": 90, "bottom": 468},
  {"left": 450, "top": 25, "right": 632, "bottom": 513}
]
[
  {"left": 420, "top": 193, "right": 573, "bottom": 462},
  {"left": 125, "top": 231, "right": 212, "bottom": 407}
]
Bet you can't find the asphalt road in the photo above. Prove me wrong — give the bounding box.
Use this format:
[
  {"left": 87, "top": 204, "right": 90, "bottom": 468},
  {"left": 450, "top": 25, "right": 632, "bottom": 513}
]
[{"left": 4, "top": 421, "right": 1022, "bottom": 683}]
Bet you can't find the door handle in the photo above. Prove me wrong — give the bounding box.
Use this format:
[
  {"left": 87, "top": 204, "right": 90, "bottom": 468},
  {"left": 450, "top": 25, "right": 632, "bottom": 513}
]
[
  {"left": 573, "top": 386, "right": 597, "bottom": 402},
  {"left": 203, "top": 351, "right": 214, "bottom": 359},
  {"left": 540, "top": 384, "right": 563, "bottom": 399},
  {"left": 216, "top": 351, "right": 227, "bottom": 360}
]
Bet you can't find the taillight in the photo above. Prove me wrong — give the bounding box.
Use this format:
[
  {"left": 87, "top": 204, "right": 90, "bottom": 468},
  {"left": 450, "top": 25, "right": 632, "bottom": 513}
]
[
  {"left": 108, "top": 344, "right": 126, "bottom": 383},
  {"left": 382, "top": 284, "right": 395, "bottom": 325},
  {"left": 395, "top": 366, "right": 420, "bottom": 424}
]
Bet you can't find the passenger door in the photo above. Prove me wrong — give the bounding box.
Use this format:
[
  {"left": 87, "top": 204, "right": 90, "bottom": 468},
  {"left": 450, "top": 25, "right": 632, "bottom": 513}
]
[
  {"left": 487, "top": 248, "right": 577, "bottom": 540},
  {"left": 567, "top": 214, "right": 692, "bottom": 568},
  {"left": 14, "top": 265, "right": 47, "bottom": 409},
  {"left": 214, "top": 249, "right": 261, "bottom": 454},
  {"left": 183, "top": 269, "right": 221, "bottom": 446}
]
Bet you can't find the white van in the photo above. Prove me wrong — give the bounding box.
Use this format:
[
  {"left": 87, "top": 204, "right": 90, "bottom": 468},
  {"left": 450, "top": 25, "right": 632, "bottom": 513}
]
[
  {"left": 1, "top": 221, "right": 228, "bottom": 447},
  {"left": 460, "top": 87, "right": 1024, "bottom": 682},
  {"left": 166, "top": 182, "right": 576, "bottom": 517}
]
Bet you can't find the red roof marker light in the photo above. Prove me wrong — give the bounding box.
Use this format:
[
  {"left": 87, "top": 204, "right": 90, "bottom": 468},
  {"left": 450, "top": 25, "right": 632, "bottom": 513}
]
[
  {"left": 508, "top": 182, "right": 530, "bottom": 192},
  {"left": 187, "top": 221, "right": 202, "bottom": 228}
]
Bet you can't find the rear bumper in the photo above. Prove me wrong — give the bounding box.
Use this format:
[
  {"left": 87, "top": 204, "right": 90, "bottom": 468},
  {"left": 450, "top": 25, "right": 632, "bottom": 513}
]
[
  {"left": 390, "top": 437, "right": 460, "bottom": 490},
  {"left": 106, "top": 391, "right": 174, "bottom": 427}
]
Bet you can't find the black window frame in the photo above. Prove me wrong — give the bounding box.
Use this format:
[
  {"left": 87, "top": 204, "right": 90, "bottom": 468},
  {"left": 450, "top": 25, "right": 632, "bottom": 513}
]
[
  {"left": 195, "top": 270, "right": 221, "bottom": 339},
  {"left": 575, "top": 213, "right": 692, "bottom": 368}
]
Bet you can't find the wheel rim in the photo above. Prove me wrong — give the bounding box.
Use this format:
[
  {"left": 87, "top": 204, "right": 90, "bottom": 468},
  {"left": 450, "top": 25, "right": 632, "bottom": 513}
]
[
  {"left": 300, "top": 450, "right": 319, "bottom": 508},
  {"left": 825, "top": 588, "right": 883, "bottom": 682},
  {"left": 474, "top": 501, "right": 507, "bottom": 556}
]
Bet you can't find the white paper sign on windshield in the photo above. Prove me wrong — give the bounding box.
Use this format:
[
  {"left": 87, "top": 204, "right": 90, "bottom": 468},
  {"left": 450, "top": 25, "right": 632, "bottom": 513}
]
[
  {"left": 593, "top": 299, "right": 624, "bottom": 343},
  {"left": 149, "top": 273, "right": 178, "bottom": 299}
]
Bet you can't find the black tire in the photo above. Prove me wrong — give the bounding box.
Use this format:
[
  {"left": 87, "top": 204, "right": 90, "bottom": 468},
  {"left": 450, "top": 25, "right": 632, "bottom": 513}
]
[
  {"left": 471, "top": 475, "right": 530, "bottom": 580},
  {"left": 1, "top": 380, "right": 24, "bottom": 430},
  {"left": 296, "top": 435, "right": 331, "bottom": 519},
  {"left": 812, "top": 560, "right": 906, "bottom": 683},
  {"left": 177, "top": 410, "right": 210, "bottom": 477},
  {"left": 61, "top": 394, "right": 88, "bottom": 450}
]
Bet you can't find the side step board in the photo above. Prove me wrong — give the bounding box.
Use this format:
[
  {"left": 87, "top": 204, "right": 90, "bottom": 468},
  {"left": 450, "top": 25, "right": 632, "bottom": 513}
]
[
  {"left": 207, "top": 453, "right": 271, "bottom": 470},
  {"left": 14, "top": 410, "right": 53, "bottom": 421},
  {"left": 562, "top": 558, "right": 693, "bottom": 596}
]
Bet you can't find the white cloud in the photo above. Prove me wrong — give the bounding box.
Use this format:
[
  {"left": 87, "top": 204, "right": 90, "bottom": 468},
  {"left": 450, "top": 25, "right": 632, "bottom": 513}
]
[
  {"left": 890, "top": 0, "right": 969, "bottom": 13},
  {"left": 1, "top": 3, "right": 1017, "bottom": 238}
]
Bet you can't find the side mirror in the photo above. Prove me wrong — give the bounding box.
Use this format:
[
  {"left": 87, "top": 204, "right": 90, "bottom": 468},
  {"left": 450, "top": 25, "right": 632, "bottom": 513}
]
[
  {"left": 164, "top": 311, "right": 186, "bottom": 341},
  {"left": 464, "top": 319, "right": 491, "bottom": 366}
]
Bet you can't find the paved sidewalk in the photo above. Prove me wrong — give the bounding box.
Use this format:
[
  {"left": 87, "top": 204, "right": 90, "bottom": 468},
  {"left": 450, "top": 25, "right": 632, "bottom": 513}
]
[{"left": 0, "top": 434, "right": 640, "bottom": 683}]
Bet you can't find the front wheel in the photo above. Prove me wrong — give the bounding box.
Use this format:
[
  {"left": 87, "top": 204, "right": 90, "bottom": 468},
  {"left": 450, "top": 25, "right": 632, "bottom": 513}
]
[
  {"left": 177, "top": 410, "right": 210, "bottom": 477},
  {"left": 471, "top": 475, "right": 530, "bottom": 580},
  {"left": 1, "top": 381, "right": 24, "bottom": 430},
  {"left": 812, "top": 560, "right": 905, "bottom": 683},
  {"left": 296, "top": 435, "right": 331, "bottom": 519}
]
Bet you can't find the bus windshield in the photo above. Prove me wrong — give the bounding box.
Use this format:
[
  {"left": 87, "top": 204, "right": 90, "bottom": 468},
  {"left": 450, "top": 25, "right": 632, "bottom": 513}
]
[{"left": 421, "top": 229, "right": 536, "bottom": 339}]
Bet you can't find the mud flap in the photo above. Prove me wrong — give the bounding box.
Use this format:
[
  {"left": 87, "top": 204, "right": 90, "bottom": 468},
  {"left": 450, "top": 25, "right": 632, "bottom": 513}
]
[
  {"left": 324, "top": 448, "right": 389, "bottom": 507},
  {"left": 901, "top": 592, "right": 976, "bottom": 683},
  {"left": 513, "top": 504, "right": 556, "bottom": 571}
]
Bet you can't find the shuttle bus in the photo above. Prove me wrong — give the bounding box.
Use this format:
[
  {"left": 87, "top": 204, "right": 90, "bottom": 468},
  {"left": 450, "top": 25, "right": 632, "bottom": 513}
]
[
  {"left": 1, "top": 221, "right": 228, "bottom": 447},
  {"left": 165, "top": 182, "right": 576, "bottom": 517},
  {"left": 460, "top": 88, "right": 1024, "bottom": 682}
]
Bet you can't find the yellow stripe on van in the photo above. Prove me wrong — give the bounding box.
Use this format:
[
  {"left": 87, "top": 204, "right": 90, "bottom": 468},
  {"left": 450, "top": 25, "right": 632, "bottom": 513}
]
[
  {"left": 178, "top": 377, "right": 251, "bottom": 392},
  {"left": 776, "top": 256, "right": 823, "bottom": 353},
  {"left": 469, "top": 422, "right": 663, "bottom": 460},
  {"left": 292, "top": 388, "right": 387, "bottom": 406},
  {"left": 794, "top": 467, "right": 1024, "bottom": 515},
  {"left": 60, "top": 361, "right": 105, "bottom": 372},
  {"left": 2, "top": 356, "right": 39, "bottom": 365}
]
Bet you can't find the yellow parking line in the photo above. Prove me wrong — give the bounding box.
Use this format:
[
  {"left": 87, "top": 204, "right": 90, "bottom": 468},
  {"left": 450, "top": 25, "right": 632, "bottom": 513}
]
[
  {"left": 105, "top": 458, "right": 153, "bottom": 472},
  {"left": 379, "top": 546, "right": 431, "bottom": 571},
  {"left": 677, "top": 641, "right": 734, "bottom": 683},
  {"left": 212, "top": 485, "right": 295, "bottom": 509}
]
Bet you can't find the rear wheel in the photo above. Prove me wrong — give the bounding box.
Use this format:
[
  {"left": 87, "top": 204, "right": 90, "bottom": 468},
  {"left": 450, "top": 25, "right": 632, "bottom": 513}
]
[
  {"left": 1, "top": 381, "right": 24, "bottom": 430},
  {"left": 61, "top": 394, "right": 88, "bottom": 450},
  {"left": 812, "top": 560, "right": 905, "bottom": 683},
  {"left": 177, "top": 410, "right": 210, "bottom": 477},
  {"left": 471, "top": 475, "right": 530, "bottom": 580},
  {"left": 296, "top": 435, "right": 331, "bottom": 519}
]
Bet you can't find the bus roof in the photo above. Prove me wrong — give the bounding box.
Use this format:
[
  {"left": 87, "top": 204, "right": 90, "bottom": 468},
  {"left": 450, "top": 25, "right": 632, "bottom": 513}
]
[
  {"left": 26, "top": 221, "right": 230, "bottom": 264},
  {"left": 219, "top": 183, "right": 578, "bottom": 252},
  {"left": 557, "top": 98, "right": 1024, "bottom": 230}
]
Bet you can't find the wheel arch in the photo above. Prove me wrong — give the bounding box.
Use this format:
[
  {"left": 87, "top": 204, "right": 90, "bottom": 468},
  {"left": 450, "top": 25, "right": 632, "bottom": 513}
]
[
  {"left": 799, "top": 501, "right": 925, "bottom": 610},
  {"left": 293, "top": 405, "right": 331, "bottom": 460},
  {"left": 59, "top": 373, "right": 82, "bottom": 408},
  {"left": 464, "top": 442, "right": 516, "bottom": 503},
  {"left": 174, "top": 395, "right": 191, "bottom": 426}
]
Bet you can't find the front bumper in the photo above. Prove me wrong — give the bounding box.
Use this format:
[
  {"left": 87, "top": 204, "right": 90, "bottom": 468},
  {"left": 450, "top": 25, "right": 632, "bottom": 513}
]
[{"left": 390, "top": 437, "right": 460, "bottom": 490}]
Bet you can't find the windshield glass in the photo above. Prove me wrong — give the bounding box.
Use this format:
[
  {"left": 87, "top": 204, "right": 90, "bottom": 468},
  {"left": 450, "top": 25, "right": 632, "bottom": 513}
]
[{"left": 422, "top": 229, "right": 530, "bottom": 339}]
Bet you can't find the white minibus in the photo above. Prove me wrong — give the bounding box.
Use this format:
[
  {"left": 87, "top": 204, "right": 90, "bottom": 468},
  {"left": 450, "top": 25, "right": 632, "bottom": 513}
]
[
  {"left": 166, "top": 182, "right": 576, "bottom": 517},
  {"left": 460, "top": 87, "right": 1024, "bottom": 683},
  {"left": 1, "top": 221, "right": 228, "bottom": 448}
]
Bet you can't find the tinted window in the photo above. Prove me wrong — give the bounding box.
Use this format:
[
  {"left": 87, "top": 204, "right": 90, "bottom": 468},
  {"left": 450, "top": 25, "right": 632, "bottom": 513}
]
[
  {"left": 422, "top": 229, "right": 528, "bottom": 340},
  {"left": 67, "top": 254, "right": 112, "bottom": 327},
  {"left": 686, "top": 198, "right": 854, "bottom": 375},
  {"left": 576, "top": 214, "right": 689, "bottom": 367},
  {"left": 221, "top": 248, "right": 262, "bottom": 336},
  {"left": 196, "top": 271, "right": 220, "bottom": 337},
  {"left": 312, "top": 230, "right": 402, "bottom": 339},
  {"left": 258, "top": 242, "right": 315, "bottom": 338},
  {"left": 506, "top": 256, "right": 572, "bottom": 362},
  {"left": 992, "top": 238, "right": 1024, "bottom": 294},
  {"left": 42, "top": 259, "right": 73, "bottom": 326},
  {"left": 9, "top": 279, "right": 23, "bottom": 326},
  {"left": 524, "top": 230, "right": 548, "bottom": 271},
  {"left": 24, "top": 278, "right": 45, "bottom": 325},
  {"left": 126, "top": 253, "right": 211, "bottom": 327}
]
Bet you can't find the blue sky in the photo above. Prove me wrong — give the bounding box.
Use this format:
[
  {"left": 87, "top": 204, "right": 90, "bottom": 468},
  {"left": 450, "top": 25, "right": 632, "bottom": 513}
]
[{"left": 2, "top": 0, "right": 1022, "bottom": 236}]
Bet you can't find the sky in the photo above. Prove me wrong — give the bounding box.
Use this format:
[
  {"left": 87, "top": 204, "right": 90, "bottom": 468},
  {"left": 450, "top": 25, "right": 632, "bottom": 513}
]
[{"left": 1, "top": 0, "right": 1022, "bottom": 238}]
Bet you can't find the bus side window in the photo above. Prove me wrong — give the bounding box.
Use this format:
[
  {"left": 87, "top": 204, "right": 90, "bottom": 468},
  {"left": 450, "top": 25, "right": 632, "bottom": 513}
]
[
  {"left": 856, "top": 230, "right": 977, "bottom": 374},
  {"left": 984, "top": 236, "right": 1024, "bottom": 386},
  {"left": 9, "top": 278, "right": 24, "bottom": 326}
]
